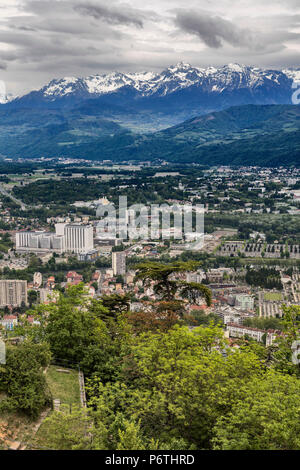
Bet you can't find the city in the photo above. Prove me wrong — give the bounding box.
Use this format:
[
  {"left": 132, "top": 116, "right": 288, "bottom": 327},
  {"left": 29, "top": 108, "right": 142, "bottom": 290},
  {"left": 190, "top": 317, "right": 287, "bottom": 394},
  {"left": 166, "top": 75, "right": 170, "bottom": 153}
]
[
  {"left": 0, "top": 0, "right": 299, "bottom": 458},
  {"left": 0, "top": 158, "right": 299, "bottom": 450}
]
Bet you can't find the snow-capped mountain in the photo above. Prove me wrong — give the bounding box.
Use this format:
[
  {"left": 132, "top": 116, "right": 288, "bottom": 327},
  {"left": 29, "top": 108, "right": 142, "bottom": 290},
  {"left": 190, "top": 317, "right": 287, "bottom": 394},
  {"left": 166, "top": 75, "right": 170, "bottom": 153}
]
[
  {"left": 7, "top": 62, "right": 296, "bottom": 107},
  {"left": 2, "top": 62, "right": 297, "bottom": 137},
  {"left": 0, "top": 93, "right": 15, "bottom": 105},
  {"left": 0, "top": 63, "right": 298, "bottom": 162},
  {"left": 282, "top": 68, "right": 300, "bottom": 84}
]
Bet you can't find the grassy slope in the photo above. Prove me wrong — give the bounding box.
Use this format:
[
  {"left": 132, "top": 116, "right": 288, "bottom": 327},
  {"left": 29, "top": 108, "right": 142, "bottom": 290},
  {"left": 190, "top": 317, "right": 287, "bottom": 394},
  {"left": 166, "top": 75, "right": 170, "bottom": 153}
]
[
  {"left": 31, "top": 366, "right": 81, "bottom": 449},
  {"left": 45, "top": 366, "right": 81, "bottom": 405}
]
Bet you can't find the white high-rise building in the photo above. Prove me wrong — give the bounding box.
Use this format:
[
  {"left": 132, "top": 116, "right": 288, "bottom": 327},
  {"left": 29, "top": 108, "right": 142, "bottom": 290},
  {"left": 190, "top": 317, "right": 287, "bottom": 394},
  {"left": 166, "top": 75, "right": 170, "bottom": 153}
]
[
  {"left": 55, "top": 223, "right": 67, "bottom": 236},
  {"left": 112, "top": 251, "right": 126, "bottom": 276},
  {"left": 0, "top": 280, "right": 27, "bottom": 307},
  {"left": 63, "top": 224, "right": 94, "bottom": 254},
  {"left": 16, "top": 224, "right": 94, "bottom": 254},
  {"left": 16, "top": 231, "right": 64, "bottom": 253}
]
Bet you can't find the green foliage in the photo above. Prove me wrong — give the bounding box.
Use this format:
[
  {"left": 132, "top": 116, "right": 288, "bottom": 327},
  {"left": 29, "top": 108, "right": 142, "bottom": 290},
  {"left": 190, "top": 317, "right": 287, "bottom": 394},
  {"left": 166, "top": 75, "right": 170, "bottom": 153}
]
[
  {"left": 101, "top": 294, "right": 131, "bottom": 316},
  {"left": 0, "top": 341, "right": 51, "bottom": 418},
  {"left": 31, "top": 284, "right": 130, "bottom": 380},
  {"left": 270, "top": 305, "right": 300, "bottom": 375},
  {"left": 116, "top": 420, "right": 146, "bottom": 450},
  {"left": 135, "top": 261, "right": 211, "bottom": 305},
  {"left": 186, "top": 311, "right": 222, "bottom": 327},
  {"left": 85, "top": 325, "right": 264, "bottom": 449},
  {"left": 28, "top": 289, "right": 38, "bottom": 307},
  {"left": 7, "top": 281, "right": 300, "bottom": 450},
  {"left": 212, "top": 371, "right": 300, "bottom": 450},
  {"left": 38, "top": 406, "right": 91, "bottom": 450},
  {"left": 179, "top": 281, "right": 212, "bottom": 306},
  {"left": 12, "top": 176, "right": 187, "bottom": 206},
  {"left": 243, "top": 316, "right": 283, "bottom": 331},
  {"left": 0, "top": 232, "right": 13, "bottom": 253},
  {"left": 245, "top": 267, "right": 283, "bottom": 290}
]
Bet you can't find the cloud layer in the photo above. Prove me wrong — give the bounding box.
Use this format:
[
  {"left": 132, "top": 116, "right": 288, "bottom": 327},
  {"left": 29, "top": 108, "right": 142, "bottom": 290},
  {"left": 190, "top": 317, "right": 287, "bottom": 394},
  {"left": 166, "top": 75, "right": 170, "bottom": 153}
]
[
  {"left": 74, "top": 3, "right": 145, "bottom": 28},
  {"left": 174, "top": 10, "right": 253, "bottom": 49},
  {"left": 0, "top": 0, "right": 298, "bottom": 95}
]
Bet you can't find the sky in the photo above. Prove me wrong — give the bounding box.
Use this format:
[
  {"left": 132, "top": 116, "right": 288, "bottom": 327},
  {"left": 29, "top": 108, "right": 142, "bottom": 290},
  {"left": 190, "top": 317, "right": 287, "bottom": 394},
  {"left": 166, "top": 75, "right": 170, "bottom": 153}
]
[{"left": 0, "top": 0, "right": 299, "bottom": 96}]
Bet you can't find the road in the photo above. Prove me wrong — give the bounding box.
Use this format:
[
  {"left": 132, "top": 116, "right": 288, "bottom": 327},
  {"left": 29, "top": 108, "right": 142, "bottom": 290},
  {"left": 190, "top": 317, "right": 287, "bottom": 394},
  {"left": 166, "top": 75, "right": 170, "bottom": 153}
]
[{"left": 0, "top": 184, "right": 27, "bottom": 211}]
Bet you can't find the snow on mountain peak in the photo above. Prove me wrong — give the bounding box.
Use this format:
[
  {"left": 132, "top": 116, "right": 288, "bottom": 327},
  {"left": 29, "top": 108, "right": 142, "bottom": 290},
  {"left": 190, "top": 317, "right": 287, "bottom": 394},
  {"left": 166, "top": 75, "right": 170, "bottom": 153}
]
[
  {"left": 43, "top": 76, "right": 80, "bottom": 98},
  {"left": 167, "top": 62, "right": 192, "bottom": 71},
  {"left": 226, "top": 63, "right": 246, "bottom": 72},
  {"left": 83, "top": 70, "right": 159, "bottom": 95},
  {"left": 283, "top": 68, "right": 300, "bottom": 84},
  {"left": 37, "top": 63, "right": 296, "bottom": 101},
  {"left": 0, "top": 92, "right": 16, "bottom": 104}
]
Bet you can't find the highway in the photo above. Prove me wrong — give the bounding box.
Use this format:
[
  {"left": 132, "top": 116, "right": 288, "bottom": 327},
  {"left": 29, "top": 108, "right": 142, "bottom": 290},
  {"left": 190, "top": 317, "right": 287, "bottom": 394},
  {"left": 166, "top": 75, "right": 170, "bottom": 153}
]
[{"left": 0, "top": 184, "right": 27, "bottom": 211}]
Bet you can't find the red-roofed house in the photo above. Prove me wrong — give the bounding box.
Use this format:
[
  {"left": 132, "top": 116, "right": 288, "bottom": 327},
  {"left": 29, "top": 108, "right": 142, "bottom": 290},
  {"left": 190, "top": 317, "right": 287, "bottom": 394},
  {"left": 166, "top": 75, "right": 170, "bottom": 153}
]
[{"left": 66, "top": 271, "right": 83, "bottom": 285}]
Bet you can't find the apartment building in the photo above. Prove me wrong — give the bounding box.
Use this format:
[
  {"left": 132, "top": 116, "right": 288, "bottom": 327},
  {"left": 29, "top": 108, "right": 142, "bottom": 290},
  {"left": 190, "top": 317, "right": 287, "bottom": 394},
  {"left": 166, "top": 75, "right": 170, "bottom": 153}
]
[
  {"left": 0, "top": 280, "right": 27, "bottom": 307},
  {"left": 112, "top": 251, "right": 126, "bottom": 276},
  {"left": 16, "top": 224, "right": 94, "bottom": 254}
]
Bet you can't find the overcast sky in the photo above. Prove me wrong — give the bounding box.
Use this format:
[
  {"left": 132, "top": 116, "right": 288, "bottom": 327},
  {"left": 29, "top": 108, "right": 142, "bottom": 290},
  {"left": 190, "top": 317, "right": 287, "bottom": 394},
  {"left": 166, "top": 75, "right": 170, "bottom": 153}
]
[{"left": 0, "top": 0, "right": 299, "bottom": 95}]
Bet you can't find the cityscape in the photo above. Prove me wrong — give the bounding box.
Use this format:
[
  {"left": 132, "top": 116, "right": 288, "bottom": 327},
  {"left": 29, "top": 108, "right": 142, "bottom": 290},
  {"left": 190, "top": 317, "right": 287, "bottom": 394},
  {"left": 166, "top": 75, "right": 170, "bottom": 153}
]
[
  {"left": 0, "top": 0, "right": 299, "bottom": 459},
  {"left": 0, "top": 159, "right": 299, "bottom": 452}
]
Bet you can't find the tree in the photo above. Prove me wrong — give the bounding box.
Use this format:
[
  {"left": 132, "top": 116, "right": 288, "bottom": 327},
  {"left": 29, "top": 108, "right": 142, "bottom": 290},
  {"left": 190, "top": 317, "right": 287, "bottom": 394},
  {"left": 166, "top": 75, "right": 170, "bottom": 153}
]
[
  {"left": 38, "top": 406, "right": 91, "bottom": 450},
  {"left": 40, "top": 284, "right": 107, "bottom": 363},
  {"left": 135, "top": 262, "right": 211, "bottom": 305},
  {"left": 127, "top": 301, "right": 185, "bottom": 334},
  {"left": 28, "top": 289, "right": 38, "bottom": 307},
  {"left": 101, "top": 294, "right": 131, "bottom": 317},
  {"left": 0, "top": 341, "right": 51, "bottom": 418},
  {"left": 31, "top": 284, "right": 130, "bottom": 379},
  {"left": 119, "top": 325, "right": 230, "bottom": 448},
  {"left": 91, "top": 282, "right": 98, "bottom": 292},
  {"left": 271, "top": 305, "right": 300, "bottom": 375},
  {"left": 116, "top": 420, "right": 146, "bottom": 450},
  {"left": 212, "top": 371, "right": 300, "bottom": 450},
  {"left": 179, "top": 281, "right": 211, "bottom": 306}
]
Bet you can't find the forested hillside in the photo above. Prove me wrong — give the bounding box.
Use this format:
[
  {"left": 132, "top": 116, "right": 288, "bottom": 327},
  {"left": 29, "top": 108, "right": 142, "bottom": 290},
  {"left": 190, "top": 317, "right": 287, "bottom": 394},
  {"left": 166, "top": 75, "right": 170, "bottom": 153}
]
[
  {"left": 2, "top": 264, "right": 300, "bottom": 450},
  {"left": 1, "top": 104, "right": 298, "bottom": 167}
]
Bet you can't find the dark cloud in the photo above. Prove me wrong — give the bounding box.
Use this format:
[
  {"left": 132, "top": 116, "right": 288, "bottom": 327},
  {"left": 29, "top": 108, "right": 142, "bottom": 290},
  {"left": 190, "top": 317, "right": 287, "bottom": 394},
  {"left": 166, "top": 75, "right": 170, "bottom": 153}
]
[
  {"left": 0, "top": 0, "right": 298, "bottom": 96},
  {"left": 12, "top": 25, "right": 37, "bottom": 32},
  {"left": 174, "top": 10, "right": 253, "bottom": 48},
  {"left": 74, "top": 3, "right": 144, "bottom": 28}
]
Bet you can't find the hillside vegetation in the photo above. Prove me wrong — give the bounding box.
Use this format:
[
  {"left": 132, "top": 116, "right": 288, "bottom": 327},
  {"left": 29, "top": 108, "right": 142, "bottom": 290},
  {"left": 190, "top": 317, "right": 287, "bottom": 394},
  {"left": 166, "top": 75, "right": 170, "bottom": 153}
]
[{"left": 1, "top": 104, "right": 298, "bottom": 167}]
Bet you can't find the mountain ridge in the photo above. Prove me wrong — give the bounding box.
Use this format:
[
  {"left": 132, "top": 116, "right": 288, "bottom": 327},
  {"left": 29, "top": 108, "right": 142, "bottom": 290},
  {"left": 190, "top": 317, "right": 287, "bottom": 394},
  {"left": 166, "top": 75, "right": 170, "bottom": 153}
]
[
  {"left": 0, "top": 63, "right": 299, "bottom": 166},
  {"left": 5, "top": 62, "right": 298, "bottom": 111},
  {"left": 1, "top": 104, "right": 299, "bottom": 167}
]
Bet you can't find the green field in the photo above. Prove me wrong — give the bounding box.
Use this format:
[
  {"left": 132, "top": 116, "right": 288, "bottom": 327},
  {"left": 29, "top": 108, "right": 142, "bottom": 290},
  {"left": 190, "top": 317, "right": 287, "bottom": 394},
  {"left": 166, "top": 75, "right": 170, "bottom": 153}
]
[
  {"left": 264, "top": 292, "right": 283, "bottom": 301},
  {"left": 46, "top": 366, "right": 80, "bottom": 405},
  {"left": 30, "top": 366, "right": 82, "bottom": 449}
]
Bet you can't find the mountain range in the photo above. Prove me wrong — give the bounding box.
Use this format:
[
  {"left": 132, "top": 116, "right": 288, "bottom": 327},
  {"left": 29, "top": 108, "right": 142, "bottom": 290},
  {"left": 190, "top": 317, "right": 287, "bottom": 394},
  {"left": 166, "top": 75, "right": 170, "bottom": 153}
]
[
  {"left": 7, "top": 62, "right": 300, "bottom": 108},
  {"left": 0, "top": 62, "right": 299, "bottom": 166}
]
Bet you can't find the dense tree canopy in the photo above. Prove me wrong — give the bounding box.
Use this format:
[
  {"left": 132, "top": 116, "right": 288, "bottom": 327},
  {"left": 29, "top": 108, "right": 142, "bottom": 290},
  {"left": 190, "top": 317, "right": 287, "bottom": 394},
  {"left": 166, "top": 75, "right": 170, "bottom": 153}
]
[
  {"left": 4, "top": 281, "right": 300, "bottom": 450},
  {"left": 0, "top": 342, "right": 51, "bottom": 418}
]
